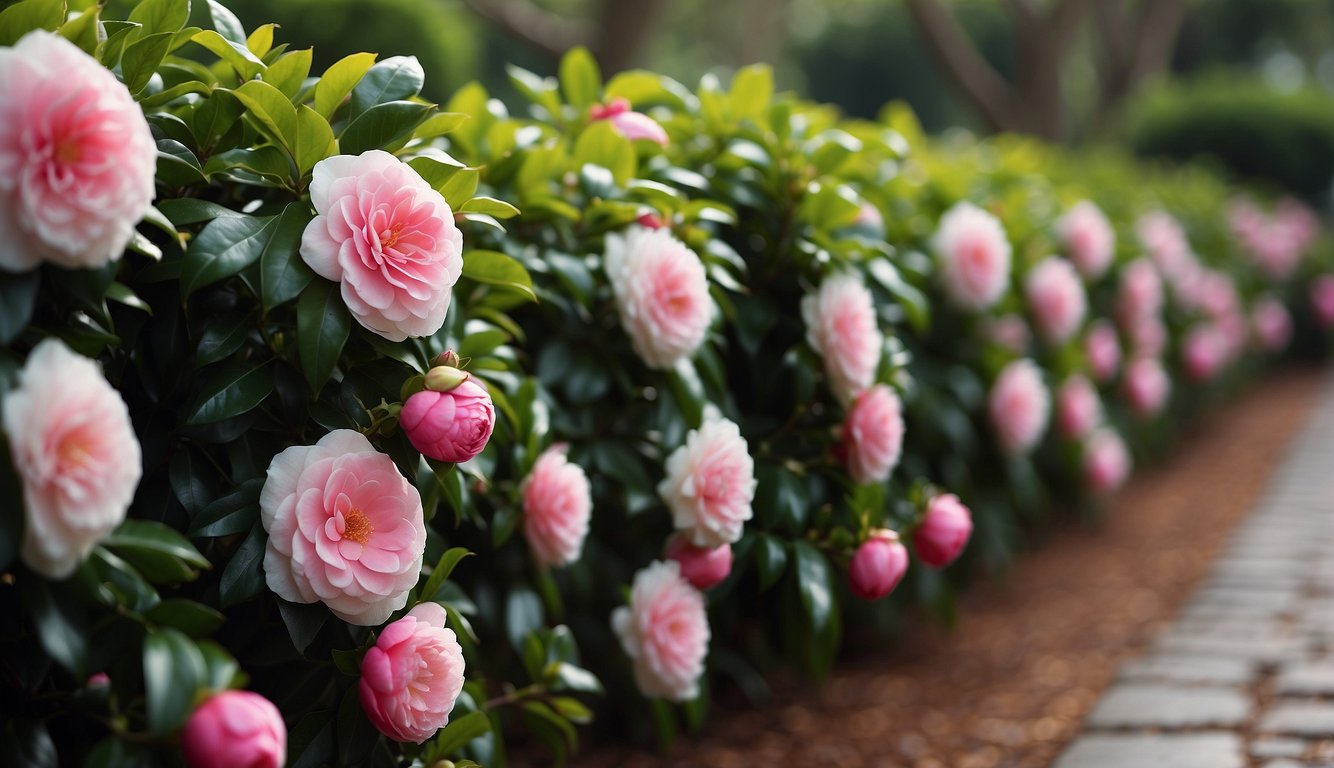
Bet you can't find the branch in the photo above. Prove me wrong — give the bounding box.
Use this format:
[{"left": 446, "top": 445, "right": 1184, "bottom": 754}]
[
  {"left": 458, "top": 0, "right": 591, "bottom": 59},
  {"left": 904, "top": 0, "right": 1015, "bottom": 131},
  {"left": 591, "top": 0, "right": 670, "bottom": 73}
]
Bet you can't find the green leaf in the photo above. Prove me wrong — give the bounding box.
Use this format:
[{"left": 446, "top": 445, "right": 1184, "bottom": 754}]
[
  {"left": 190, "top": 29, "right": 265, "bottom": 79},
  {"left": 277, "top": 600, "right": 328, "bottom": 654},
  {"left": 462, "top": 250, "right": 536, "bottom": 301},
  {"left": 104, "top": 519, "right": 210, "bottom": 583},
  {"left": 190, "top": 477, "right": 262, "bottom": 537},
  {"left": 314, "top": 51, "right": 377, "bottom": 118},
  {"left": 143, "top": 628, "right": 205, "bottom": 736},
  {"left": 185, "top": 361, "right": 274, "bottom": 425},
  {"left": 263, "top": 48, "right": 313, "bottom": 99},
  {"left": 350, "top": 55, "right": 424, "bottom": 116},
  {"left": 128, "top": 0, "right": 188, "bottom": 38},
  {"left": 107, "top": 282, "right": 152, "bottom": 315},
  {"left": 231, "top": 79, "right": 299, "bottom": 154},
  {"left": 412, "top": 111, "right": 469, "bottom": 140},
  {"left": 439, "top": 167, "right": 480, "bottom": 210},
  {"left": 573, "top": 121, "right": 635, "bottom": 186},
  {"left": 0, "top": 0, "right": 64, "bottom": 47},
  {"left": 146, "top": 599, "right": 225, "bottom": 638},
  {"left": 121, "top": 31, "right": 174, "bottom": 94},
  {"left": 419, "top": 546, "right": 472, "bottom": 604},
  {"left": 550, "top": 662, "right": 602, "bottom": 693},
  {"left": 0, "top": 719, "right": 56, "bottom": 768},
  {"left": 194, "top": 311, "right": 250, "bottom": 368},
  {"left": 156, "top": 138, "right": 207, "bottom": 186},
  {"left": 197, "top": 639, "right": 243, "bottom": 692},
  {"left": 23, "top": 579, "right": 87, "bottom": 678},
  {"left": 297, "top": 279, "right": 350, "bottom": 392},
  {"left": 505, "top": 587, "right": 544, "bottom": 650},
  {"left": 559, "top": 46, "right": 601, "bottom": 110},
  {"left": 754, "top": 533, "right": 787, "bottom": 591},
  {"left": 245, "top": 22, "right": 274, "bottom": 56},
  {"left": 790, "top": 540, "right": 833, "bottom": 634},
  {"left": 295, "top": 105, "right": 336, "bottom": 176},
  {"left": 157, "top": 198, "right": 244, "bottom": 228},
  {"left": 427, "top": 711, "right": 491, "bottom": 758},
  {"left": 259, "top": 202, "right": 315, "bottom": 311},
  {"left": 459, "top": 196, "right": 520, "bottom": 219},
  {"left": 204, "top": 146, "right": 291, "bottom": 186},
  {"left": 218, "top": 523, "right": 265, "bottom": 607},
  {"left": 338, "top": 100, "right": 431, "bottom": 156},
  {"left": 169, "top": 449, "right": 211, "bottom": 515},
  {"left": 203, "top": 0, "right": 246, "bottom": 44},
  {"left": 57, "top": 6, "right": 100, "bottom": 55},
  {"left": 181, "top": 214, "right": 275, "bottom": 296},
  {"left": 0, "top": 270, "right": 39, "bottom": 345}
]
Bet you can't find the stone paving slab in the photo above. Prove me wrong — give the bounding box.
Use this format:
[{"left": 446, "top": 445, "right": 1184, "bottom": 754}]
[
  {"left": 1054, "top": 733, "right": 1244, "bottom": 768},
  {"left": 1084, "top": 684, "right": 1250, "bottom": 729},
  {"left": 1260, "top": 703, "right": 1334, "bottom": 737},
  {"left": 1116, "top": 654, "right": 1256, "bottom": 686}
]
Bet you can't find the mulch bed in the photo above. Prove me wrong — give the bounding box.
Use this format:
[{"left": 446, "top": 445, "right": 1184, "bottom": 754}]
[{"left": 579, "top": 365, "right": 1327, "bottom": 768}]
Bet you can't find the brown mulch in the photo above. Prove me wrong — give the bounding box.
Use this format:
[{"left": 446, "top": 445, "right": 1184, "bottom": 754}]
[{"left": 580, "top": 365, "right": 1327, "bottom": 768}]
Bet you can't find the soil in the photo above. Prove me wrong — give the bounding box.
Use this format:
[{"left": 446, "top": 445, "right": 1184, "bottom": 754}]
[{"left": 578, "top": 365, "right": 1327, "bottom": 768}]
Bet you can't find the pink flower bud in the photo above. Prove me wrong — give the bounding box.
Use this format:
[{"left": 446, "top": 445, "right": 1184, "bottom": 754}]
[
  {"left": 1183, "top": 324, "right": 1225, "bottom": 382},
  {"left": 423, "top": 365, "right": 470, "bottom": 392},
  {"left": 182, "top": 691, "right": 286, "bottom": 768},
  {"left": 914, "top": 494, "right": 973, "bottom": 568},
  {"left": 664, "top": 535, "right": 733, "bottom": 590},
  {"left": 848, "top": 530, "right": 908, "bottom": 601},
  {"left": 1084, "top": 320, "right": 1121, "bottom": 383},
  {"left": 591, "top": 98, "right": 668, "bottom": 145},
  {"left": 400, "top": 378, "right": 495, "bottom": 463},
  {"left": 1057, "top": 374, "right": 1102, "bottom": 441},
  {"left": 1083, "top": 428, "right": 1132, "bottom": 493},
  {"left": 636, "top": 212, "right": 666, "bottom": 229}
]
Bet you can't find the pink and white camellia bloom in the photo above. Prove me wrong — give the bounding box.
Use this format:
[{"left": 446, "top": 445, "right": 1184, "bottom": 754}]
[
  {"left": 400, "top": 374, "right": 496, "bottom": 464},
  {"left": 1312, "top": 275, "right": 1334, "bottom": 329},
  {"left": 1057, "top": 374, "right": 1102, "bottom": 441},
  {"left": 0, "top": 32, "right": 156, "bottom": 272},
  {"left": 1084, "top": 320, "right": 1121, "bottom": 383},
  {"left": 358, "top": 602, "right": 465, "bottom": 744},
  {"left": 521, "top": 444, "right": 592, "bottom": 570},
  {"left": 914, "top": 494, "right": 973, "bottom": 568},
  {"left": 1025, "top": 257, "right": 1087, "bottom": 344},
  {"left": 611, "top": 560, "right": 710, "bottom": 701},
  {"left": 605, "top": 225, "right": 713, "bottom": 370},
  {"left": 1056, "top": 200, "right": 1115, "bottom": 281},
  {"left": 802, "top": 272, "right": 883, "bottom": 405},
  {"left": 300, "top": 150, "right": 463, "bottom": 341},
  {"left": 848, "top": 529, "right": 909, "bottom": 601},
  {"left": 932, "top": 201, "right": 1012, "bottom": 311},
  {"left": 2, "top": 339, "right": 141, "bottom": 579},
  {"left": 840, "top": 384, "right": 906, "bottom": 485},
  {"left": 659, "top": 416, "right": 756, "bottom": 548},
  {"left": 664, "top": 534, "right": 732, "bottom": 590},
  {"left": 1123, "top": 356, "right": 1171, "bottom": 418},
  {"left": 590, "top": 98, "right": 669, "bottom": 146},
  {"left": 1129, "top": 315, "right": 1168, "bottom": 358},
  {"left": 1116, "top": 259, "right": 1163, "bottom": 325},
  {"left": 1083, "top": 428, "right": 1132, "bottom": 493},
  {"left": 182, "top": 690, "right": 286, "bottom": 768},
  {"left": 260, "top": 429, "right": 427, "bottom": 625},
  {"left": 1252, "top": 296, "right": 1292, "bottom": 352},
  {"left": 988, "top": 359, "right": 1050, "bottom": 455},
  {"left": 1183, "top": 324, "right": 1226, "bottom": 383}
]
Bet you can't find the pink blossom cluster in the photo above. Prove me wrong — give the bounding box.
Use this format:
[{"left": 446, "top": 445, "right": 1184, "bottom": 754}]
[
  {"left": 1229, "top": 196, "right": 1318, "bottom": 282},
  {"left": 1056, "top": 200, "right": 1116, "bottom": 280}
]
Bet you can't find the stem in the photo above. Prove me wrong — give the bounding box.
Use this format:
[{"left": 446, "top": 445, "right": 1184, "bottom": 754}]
[{"left": 483, "top": 683, "right": 544, "bottom": 710}]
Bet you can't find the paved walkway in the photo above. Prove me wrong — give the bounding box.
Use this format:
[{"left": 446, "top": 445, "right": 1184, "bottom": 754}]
[{"left": 1056, "top": 374, "right": 1334, "bottom": 767}]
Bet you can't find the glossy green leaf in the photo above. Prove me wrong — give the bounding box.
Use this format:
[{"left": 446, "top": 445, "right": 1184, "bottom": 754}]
[
  {"left": 559, "top": 46, "right": 601, "bottom": 110},
  {"left": 338, "top": 100, "right": 431, "bottom": 156},
  {"left": 412, "top": 111, "right": 469, "bottom": 140},
  {"left": 191, "top": 29, "right": 265, "bottom": 79},
  {"left": 459, "top": 196, "right": 520, "bottom": 219},
  {"left": 0, "top": 0, "right": 63, "bottom": 47},
  {"left": 104, "top": 519, "right": 210, "bottom": 583},
  {"left": 218, "top": 523, "right": 266, "bottom": 607},
  {"left": 439, "top": 167, "right": 480, "bottom": 210},
  {"left": 203, "top": 0, "right": 246, "bottom": 43},
  {"left": 427, "top": 711, "right": 490, "bottom": 758},
  {"left": 143, "top": 628, "right": 205, "bottom": 735},
  {"left": 121, "top": 31, "right": 174, "bottom": 94},
  {"left": 259, "top": 202, "right": 316, "bottom": 311},
  {"left": 277, "top": 600, "right": 328, "bottom": 654},
  {"left": 146, "top": 599, "right": 225, "bottom": 638},
  {"left": 23, "top": 579, "right": 87, "bottom": 677},
  {"left": 572, "top": 121, "right": 635, "bottom": 186},
  {"left": 127, "top": 0, "right": 188, "bottom": 38},
  {"left": 194, "top": 312, "right": 250, "bottom": 368},
  {"left": 791, "top": 540, "right": 833, "bottom": 634},
  {"left": 57, "top": 6, "right": 100, "bottom": 54},
  {"left": 755, "top": 533, "right": 788, "bottom": 591},
  {"left": 297, "top": 279, "right": 350, "bottom": 392},
  {"left": 295, "top": 105, "right": 337, "bottom": 175},
  {"left": 462, "top": 250, "right": 536, "bottom": 301},
  {"left": 0, "top": 270, "right": 39, "bottom": 345},
  {"left": 419, "top": 547, "right": 472, "bottom": 604},
  {"left": 314, "top": 51, "right": 377, "bottom": 117},
  {"left": 231, "top": 79, "right": 299, "bottom": 153},
  {"left": 190, "top": 477, "right": 262, "bottom": 537},
  {"left": 350, "top": 55, "right": 424, "bottom": 116},
  {"left": 185, "top": 361, "right": 274, "bottom": 425},
  {"left": 263, "top": 48, "right": 312, "bottom": 99},
  {"left": 180, "top": 213, "right": 275, "bottom": 296}
]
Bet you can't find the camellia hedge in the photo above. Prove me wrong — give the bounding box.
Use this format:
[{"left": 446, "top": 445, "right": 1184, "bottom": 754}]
[{"left": 1, "top": 1, "right": 1332, "bottom": 766}]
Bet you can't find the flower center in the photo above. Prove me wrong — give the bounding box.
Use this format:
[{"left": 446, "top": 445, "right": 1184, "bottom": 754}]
[
  {"left": 54, "top": 137, "right": 81, "bottom": 165},
  {"left": 343, "top": 507, "right": 373, "bottom": 544},
  {"left": 380, "top": 221, "right": 405, "bottom": 250},
  {"left": 57, "top": 434, "right": 92, "bottom": 470}
]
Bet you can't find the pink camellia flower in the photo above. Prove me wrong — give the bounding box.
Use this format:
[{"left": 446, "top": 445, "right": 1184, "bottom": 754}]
[
  {"left": 1123, "top": 356, "right": 1171, "bottom": 418},
  {"left": 987, "top": 314, "right": 1031, "bottom": 353},
  {"left": 0, "top": 32, "right": 156, "bottom": 272},
  {"left": 1183, "top": 325, "right": 1226, "bottom": 383},
  {"left": 932, "top": 201, "right": 1012, "bottom": 311},
  {"left": 300, "top": 150, "right": 463, "bottom": 341},
  {"left": 664, "top": 535, "right": 732, "bottom": 590},
  {"left": 659, "top": 416, "right": 756, "bottom": 548},
  {"left": 1084, "top": 320, "right": 1122, "bottom": 383},
  {"left": 591, "top": 98, "right": 669, "bottom": 146},
  {"left": 1057, "top": 374, "right": 1102, "bottom": 441},
  {"left": 605, "top": 225, "right": 713, "bottom": 370},
  {"left": 2, "top": 339, "right": 141, "bottom": 579},
  {"left": 1025, "top": 257, "right": 1087, "bottom": 344},
  {"left": 358, "top": 602, "right": 465, "bottom": 744},
  {"left": 182, "top": 690, "right": 285, "bottom": 768},
  {"left": 260, "top": 429, "right": 426, "bottom": 625},
  {"left": 840, "top": 384, "right": 906, "bottom": 485},
  {"left": 1083, "top": 428, "right": 1132, "bottom": 493},
  {"left": 848, "top": 529, "right": 909, "bottom": 601},
  {"left": 802, "top": 272, "right": 883, "bottom": 404},
  {"left": 1137, "top": 211, "right": 1192, "bottom": 277},
  {"left": 1117, "top": 259, "right": 1163, "bottom": 324},
  {"left": 1252, "top": 296, "right": 1292, "bottom": 352},
  {"left": 1057, "top": 201, "right": 1115, "bottom": 280},
  {"left": 611, "top": 560, "right": 709, "bottom": 701},
  {"left": 1129, "top": 315, "right": 1168, "bottom": 358},
  {"left": 399, "top": 374, "right": 495, "bottom": 464},
  {"left": 914, "top": 494, "right": 973, "bottom": 568},
  {"left": 988, "top": 359, "right": 1050, "bottom": 455},
  {"left": 521, "top": 445, "right": 592, "bottom": 570},
  {"left": 1312, "top": 275, "right": 1334, "bottom": 328}
]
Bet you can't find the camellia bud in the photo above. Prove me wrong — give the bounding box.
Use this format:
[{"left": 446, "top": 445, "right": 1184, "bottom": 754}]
[
  {"left": 400, "top": 378, "right": 496, "bottom": 463},
  {"left": 847, "top": 529, "right": 908, "bottom": 601},
  {"left": 636, "top": 212, "right": 666, "bottom": 230},
  {"left": 913, "top": 493, "right": 973, "bottom": 568},
  {"left": 429, "top": 350, "right": 462, "bottom": 369},
  {"left": 664, "top": 535, "right": 732, "bottom": 590},
  {"left": 182, "top": 690, "right": 286, "bottom": 768},
  {"left": 424, "top": 366, "right": 470, "bottom": 393}
]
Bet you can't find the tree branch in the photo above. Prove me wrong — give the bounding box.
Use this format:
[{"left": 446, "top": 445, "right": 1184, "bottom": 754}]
[
  {"left": 458, "top": 0, "right": 591, "bottom": 60},
  {"left": 904, "top": 0, "right": 1015, "bottom": 132}
]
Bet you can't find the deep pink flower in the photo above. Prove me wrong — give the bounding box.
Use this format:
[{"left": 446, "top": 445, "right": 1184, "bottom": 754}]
[
  {"left": 182, "top": 691, "right": 285, "bottom": 768},
  {"left": 989, "top": 359, "right": 1050, "bottom": 455},
  {"left": 848, "top": 530, "right": 908, "bottom": 601},
  {"left": 802, "top": 272, "right": 883, "bottom": 404},
  {"left": 1025, "top": 257, "right": 1087, "bottom": 343},
  {"left": 611, "top": 560, "right": 709, "bottom": 701},
  {"left": 914, "top": 494, "right": 972, "bottom": 568},
  {"left": 1057, "top": 374, "right": 1102, "bottom": 441},
  {"left": 0, "top": 32, "right": 156, "bottom": 271},
  {"left": 840, "top": 384, "right": 906, "bottom": 485},
  {"left": 260, "top": 430, "right": 426, "bottom": 625},
  {"left": 1312, "top": 275, "right": 1334, "bottom": 328},
  {"left": 1123, "top": 356, "right": 1170, "bottom": 418},
  {"left": 1084, "top": 320, "right": 1121, "bottom": 383},
  {"left": 300, "top": 151, "right": 463, "bottom": 341},
  {"left": 605, "top": 225, "right": 713, "bottom": 369},
  {"left": 933, "top": 201, "right": 1012, "bottom": 311},
  {"left": 2, "top": 339, "right": 141, "bottom": 578},
  {"left": 659, "top": 416, "right": 756, "bottom": 548},
  {"left": 1084, "top": 428, "right": 1131, "bottom": 493},
  {"left": 1252, "top": 296, "right": 1292, "bottom": 352},
  {"left": 400, "top": 377, "right": 495, "bottom": 464},
  {"left": 522, "top": 445, "right": 592, "bottom": 569},
  {"left": 1183, "top": 324, "right": 1226, "bottom": 383},
  {"left": 664, "top": 535, "right": 732, "bottom": 590},
  {"left": 1057, "top": 201, "right": 1115, "bottom": 280},
  {"left": 359, "top": 602, "right": 465, "bottom": 744},
  {"left": 591, "top": 98, "right": 669, "bottom": 146}
]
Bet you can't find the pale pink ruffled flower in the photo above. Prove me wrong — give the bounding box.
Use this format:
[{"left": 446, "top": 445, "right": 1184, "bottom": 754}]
[
  {"left": 840, "top": 384, "right": 906, "bottom": 485},
  {"left": 1129, "top": 316, "right": 1168, "bottom": 358},
  {"left": 0, "top": 32, "right": 156, "bottom": 271},
  {"left": 1252, "top": 296, "right": 1292, "bottom": 352},
  {"left": 914, "top": 494, "right": 972, "bottom": 568},
  {"left": 1084, "top": 320, "right": 1121, "bottom": 383},
  {"left": 1057, "top": 374, "right": 1102, "bottom": 441},
  {"left": 1056, "top": 201, "right": 1115, "bottom": 280},
  {"left": 522, "top": 445, "right": 592, "bottom": 569},
  {"left": 1117, "top": 259, "right": 1163, "bottom": 324},
  {"left": 1137, "top": 211, "right": 1193, "bottom": 281},
  {"left": 664, "top": 535, "right": 732, "bottom": 590},
  {"left": 260, "top": 430, "right": 426, "bottom": 625},
  {"left": 1312, "top": 275, "right": 1334, "bottom": 328},
  {"left": 591, "top": 98, "right": 669, "bottom": 146},
  {"left": 182, "top": 691, "right": 285, "bottom": 768},
  {"left": 1183, "top": 325, "right": 1226, "bottom": 383},
  {"left": 802, "top": 272, "right": 883, "bottom": 404},
  {"left": 658, "top": 416, "right": 756, "bottom": 548},
  {"left": 1083, "top": 428, "right": 1131, "bottom": 493},
  {"left": 932, "top": 201, "right": 1012, "bottom": 311},
  {"left": 1123, "top": 357, "right": 1171, "bottom": 418},
  {"left": 358, "top": 602, "right": 465, "bottom": 744},
  {"left": 1025, "top": 257, "right": 1087, "bottom": 343},
  {"left": 989, "top": 359, "right": 1050, "bottom": 455},
  {"left": 605, "top": 225, "right": 713, "bottom": 369},
  {"left": 300, "top": 150, "right": 463, "bottom": 341},
  {"left": 611, "top": 560, "right": 709, "bottom": 701},
  {"left": 848, "top": 529, "right": 908, "bottom": 600},
  {"left": 2, "top": 339, "right": 141, "bottom": 578}
]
